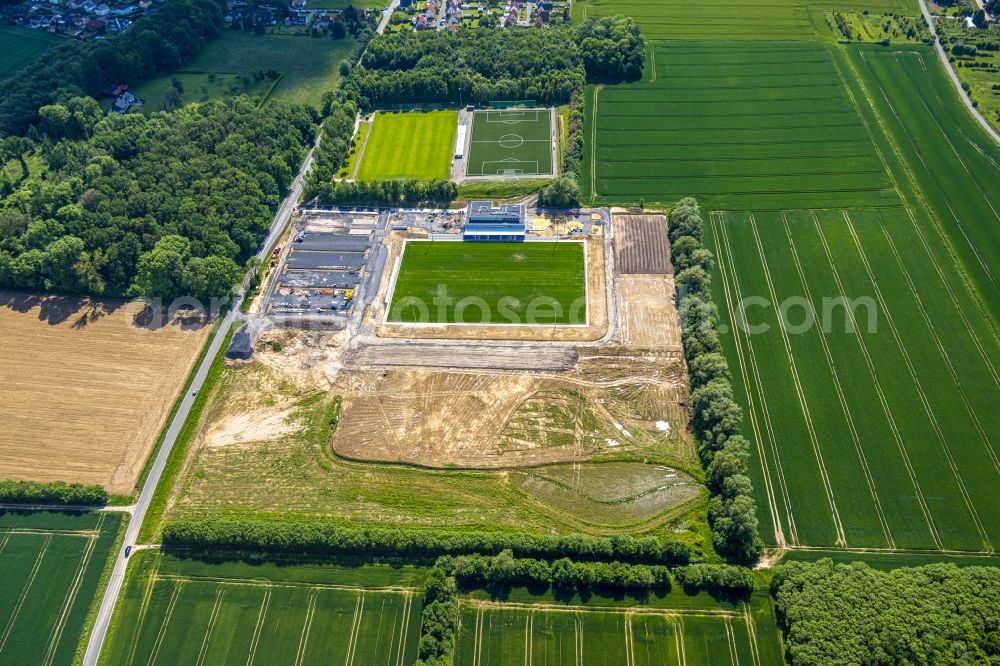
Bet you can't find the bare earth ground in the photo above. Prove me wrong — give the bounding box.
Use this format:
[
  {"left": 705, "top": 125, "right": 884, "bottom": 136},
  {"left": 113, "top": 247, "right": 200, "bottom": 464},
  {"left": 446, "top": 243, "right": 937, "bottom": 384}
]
[
  {"left": 370, "top": 233, "right": 609, "bottom": 342},
  {"left": 165, "top": 212, "right": 705, "bottom": 538},
  {"left": 0, "top": 291, "right": 209, "bottom": 493}
]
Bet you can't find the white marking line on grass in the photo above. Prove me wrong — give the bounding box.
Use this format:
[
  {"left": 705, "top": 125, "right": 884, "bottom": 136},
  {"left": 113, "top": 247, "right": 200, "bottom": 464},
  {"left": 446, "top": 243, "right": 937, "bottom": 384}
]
[
  {"left": 345, "top": 593, "right": 365, "bottom": 666},
  {"left": 903, "top": 53, "right": 1000, "bottom": 224},
  {"left": 43, "top": 529, "right": 101, "bottom": 666},
  {"left": 782, "top": 213, "right": 895, "bottom": 549},
  {"left": 245, "top": 587, "right": 271, "bottom": 666},
  {"left": 126, "top": 559, "right": 162, "bottom": 666},
  {"left": 396, "top": 592, "right": 406, "bottom": 666},
  {"left": 810, "top": 211, "right": 943, "bottom": 549},
  {"left": 876, "top": 219, "right": 1000, "bottom": 474},
  {"left": 711, "top": 213, "right": 794, "bottom": 547},
  {"left": 524, "top": 608, "right": 532, "bottom": 666},
  {"left": 624, "top": 613, "right": 635, "bottom": 666},
  {"left": 194, "top": 588, "right": 224, "bottom": 666},
  {"left": 854, "top": 50, "right": 999, "bottom": 295},
  {"left": 293, "top": 591, "right": 317, "bottom": 666},
  {"left": 145, "top": 582, "right": 183, "bottom": 666},
  {"left": 0, "top": 535, "right": 51, "bottom": 655},
  {"left": 675, "top": 618, "right": 686, "bottom": 666},
  {"left": 748, "top": 213, "right": 846, "bottom": 548},
  {"left": 831, "top": 51, "right": 1000, "bottom": 387},
  {"left": 383, "top": 238, "right": 590, "bottom": 328},
  {"left": 842, "top": 211, "right": 994, "bottom": 552},
  {"left": 725, "top": 620, "right": 739, "bottom": 666},
  {"left": 742, "top": 603, "right": 761, "bottom": 666}
]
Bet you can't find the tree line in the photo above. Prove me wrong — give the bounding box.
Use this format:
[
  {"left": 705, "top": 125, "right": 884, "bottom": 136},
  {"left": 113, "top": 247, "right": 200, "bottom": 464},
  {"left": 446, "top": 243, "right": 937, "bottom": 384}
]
[
  {"left": 307, "top": 178, "right": 457, "bottom": 206},
  {"left": 0, "top": 0, "right": 229, "bottom": 137},
  {"left": 413, "top": 553, "right": 756, "bottom": 665},
  {"left": 669, "top": 198, "right": 763, "bottom": 562},
  {"left": 161, "top": 517, "right": 692, "bottom": 564},
  {"left": 0, "top": 479, "right": 109, "bottom": 506},
  {"left": 772, "top": 559, "right": 1000, "bottom": 665}
]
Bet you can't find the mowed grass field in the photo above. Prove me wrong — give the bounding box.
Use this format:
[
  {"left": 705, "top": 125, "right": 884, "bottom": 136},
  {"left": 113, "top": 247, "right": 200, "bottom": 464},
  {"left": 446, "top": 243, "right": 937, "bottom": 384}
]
[
  {"left": 357, "top": 110, "right": 456, "bottom": 180},
  {"left": 0, "top": 510, "right": 124, "bottom": 664},
  {"left": 583, "top": 42, "right": 899, "bottom": 210},
  {"left": 0, "top": 292, "right": 210, "bottom": 494},
  {"left": 101, "top": 552, "right": 423, "bottom": 666},
  {"left": 570, "top": 0, "right": 912, "bottom": 40},
  {"left": 467, "top": 109, "right": 554, "bottom": 177},
  {"left": 0, "top": 25, "right": 62, "bottom": 81},
  {"left": 454, "top": 588, "right": 784, "bottom": 666},
  {"left": 132, "top": 32, "right": 357, "bottom": 109},
  {"left": 387, "top": 241, "right": 586, "bottom": 325}
]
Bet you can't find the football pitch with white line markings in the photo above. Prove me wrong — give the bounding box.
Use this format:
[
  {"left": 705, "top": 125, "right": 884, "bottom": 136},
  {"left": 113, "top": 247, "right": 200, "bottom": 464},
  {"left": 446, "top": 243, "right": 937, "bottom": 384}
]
[{"left": 466, "top": 108, "right": 554, "bottom": 177}]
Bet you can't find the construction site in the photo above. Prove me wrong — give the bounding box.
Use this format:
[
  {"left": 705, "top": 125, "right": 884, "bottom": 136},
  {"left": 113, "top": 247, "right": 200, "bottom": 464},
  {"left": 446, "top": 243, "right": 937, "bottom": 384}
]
[{"left": 173, "top": 209, "right": 703, "bottom": 538}]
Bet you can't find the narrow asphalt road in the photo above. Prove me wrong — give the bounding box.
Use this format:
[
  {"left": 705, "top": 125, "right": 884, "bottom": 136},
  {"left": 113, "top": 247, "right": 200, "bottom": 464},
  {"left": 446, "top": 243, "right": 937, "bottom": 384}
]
[
  {"left": 81, "top": 140, "right": 316, "bottom": 666},
  {"left": 917, "top": 0, "right": 1000, "bottom": 146}
]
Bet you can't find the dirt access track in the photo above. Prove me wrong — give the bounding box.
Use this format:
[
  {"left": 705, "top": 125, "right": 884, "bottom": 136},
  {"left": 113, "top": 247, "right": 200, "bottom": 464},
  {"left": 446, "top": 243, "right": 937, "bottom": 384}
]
[
  {"left": 367, "top": 233, "right": 610, "bottom": 342},
  {"left": 0, "top": 291, "right": 210, "bottom": 494}
]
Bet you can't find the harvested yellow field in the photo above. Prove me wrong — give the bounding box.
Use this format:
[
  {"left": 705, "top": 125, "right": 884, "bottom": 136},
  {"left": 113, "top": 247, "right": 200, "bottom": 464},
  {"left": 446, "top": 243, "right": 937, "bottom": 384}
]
[{"left": 0, "top": 291, "right": 210, "bottom": 494}]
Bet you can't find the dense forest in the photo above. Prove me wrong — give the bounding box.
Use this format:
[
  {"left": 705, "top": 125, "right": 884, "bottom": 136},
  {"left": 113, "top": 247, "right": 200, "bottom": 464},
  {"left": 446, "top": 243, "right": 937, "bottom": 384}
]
[
  {"left": 0, "top": 0, "right": 228, "bottom": 137},
  {"left": 0, "top": 97, "right": 316, "bottom": 298},
  {"left": 773, "top": 559, "right": 1000, "bottom": 665},
  {"left": 339, "top": 16, "right": 644, "bottom": 111}
]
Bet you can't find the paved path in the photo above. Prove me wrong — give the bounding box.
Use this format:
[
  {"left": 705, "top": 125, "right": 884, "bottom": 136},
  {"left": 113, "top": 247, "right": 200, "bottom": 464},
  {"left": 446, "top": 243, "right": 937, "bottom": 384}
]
[
  {"left": 917, "top": 0, "right": 1000, "bottom": 146},
  {"left": 377, "top": 0, "right": 399, "bottom": 33},
  {"left": 81, "top": 141, "right": 315, "bottom": 666}
]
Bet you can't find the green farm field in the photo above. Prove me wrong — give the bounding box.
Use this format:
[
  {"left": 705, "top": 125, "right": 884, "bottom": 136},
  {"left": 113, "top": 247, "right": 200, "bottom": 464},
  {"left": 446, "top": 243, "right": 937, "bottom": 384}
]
[
  {"left": 702, "top": 45, "right": 1000, "bottom": 554},
  {"left": 577, "top": 0, "right": 1000, "bottom": 559},
  {"left": 357, "top": 110, "right": 457, "bottom": 180},
  {"left": 570, "top": 0, "right": 912, "bottom": 40},
  {"left": 100, "top": 552, "right": 423, "bottom": 666},
  {"left": 454, "top": 587, "right": 784, "bottom": 666},
  {"left": 0, "top": 510, "right": 124, "bottom": 664},
  {"left": 583, "top": 42, "right": 899, "bottom": 210},
  {"left": 467, "top": 108, "right": 554, "bottom": 177},
  {"left": 132, "top": 31, "right": 357, "bottom": 109},
  {"left": 0, "top": 25, "right": 62, "bottom": 82},
  {"left": 388, "top": 241, "right": 586, "bottom": 325}
]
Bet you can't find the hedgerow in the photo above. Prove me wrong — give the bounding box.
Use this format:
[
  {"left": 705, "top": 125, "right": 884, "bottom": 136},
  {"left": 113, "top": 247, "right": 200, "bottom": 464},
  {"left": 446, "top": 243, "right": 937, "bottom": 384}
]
[
  {"left": 0, "top": 479, "right": 108, "bottom": 506},
  {"left": 669, "top": 198, "right": 763, "bottom": 562},
  {"left": 161, "top": 518, "right": 692, "bottom": 564}
]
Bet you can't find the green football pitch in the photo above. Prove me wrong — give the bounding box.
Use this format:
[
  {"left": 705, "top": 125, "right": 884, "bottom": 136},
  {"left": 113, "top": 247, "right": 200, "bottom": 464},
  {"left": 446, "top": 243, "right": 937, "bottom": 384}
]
[
  {"left": 387, "top": 241, "right": 586, "bottom": 325},
  {"left": 466, "top": 108, "right": 554, "bottom": 177},
  {"left": 357, "top": 110, "right": 457, "bottom": 181}
]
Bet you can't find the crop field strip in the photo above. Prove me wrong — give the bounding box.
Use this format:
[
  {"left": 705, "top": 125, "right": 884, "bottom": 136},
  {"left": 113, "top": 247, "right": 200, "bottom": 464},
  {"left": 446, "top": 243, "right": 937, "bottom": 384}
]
[
  {"left": 837, "top": 45, "right": 1000, "bottom": 324},
  {"left": 467, "top": 109, "right": 554, "bottom": 177},
  {"left": 103, "top": 571, "right": 419, "bottom": 666},
  {"left": 357, "top": 110, "right": 457, "bottom": 181},
  {"left": 0, "top": 511, "right": 123, "bottom": 665},
  {"left": 572, "top": 0, "right": 912, "bottom": 40},
  {"left": 584, "top": 43, "right": 900, "bottom": 210},
  {"left": 0, "top": 26, "right": 63, "bottom": 81},
  {"left": 708, "top": 207, "right": 1000, "bottom": 553},
  {"left": 453, "top": 600, "right": 776, "bottom": 666}
]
